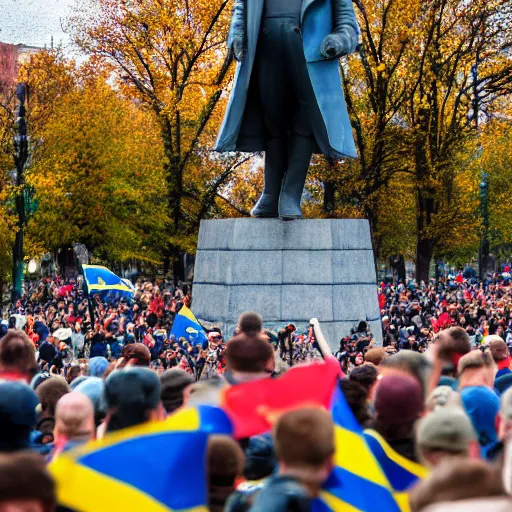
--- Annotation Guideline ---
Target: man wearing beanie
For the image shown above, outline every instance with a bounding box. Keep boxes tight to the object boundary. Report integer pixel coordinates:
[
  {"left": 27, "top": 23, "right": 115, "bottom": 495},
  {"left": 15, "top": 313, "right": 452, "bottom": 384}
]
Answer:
[
  {"left": 416, "top": 407, "right": 479, "bottom": 468},
  {"left": 461, "top": 386, "right": 500, "bottom": 460},
  {"left": 160, "top": 369, "right": 194, "bottom": 415},
  {"left": 369, "top": 373, "right": 424, "bottom": 462},
  {"left": 103, "top": 367, "right": 162, "bottom": 434},
  {"left": 0, "top": 381, "right": 39, "bottom": 452}
]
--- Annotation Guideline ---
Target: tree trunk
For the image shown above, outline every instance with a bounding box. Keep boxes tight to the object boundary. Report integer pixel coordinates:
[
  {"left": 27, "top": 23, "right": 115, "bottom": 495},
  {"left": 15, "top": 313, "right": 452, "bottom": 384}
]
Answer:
[{"left": 416, "top": 236, "right": 434, "bottom": 283}]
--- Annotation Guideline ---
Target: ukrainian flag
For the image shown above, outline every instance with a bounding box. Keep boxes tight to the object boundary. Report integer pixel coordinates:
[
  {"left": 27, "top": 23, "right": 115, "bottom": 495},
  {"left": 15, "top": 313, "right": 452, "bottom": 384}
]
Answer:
[
  {"left": 50, "top": 406, "right": 232, "bottom": 512},
  {"left": 82, "top": 265, "right": 135, "bottom": 295},
  {"left": 313, "top": 388, "right": 409, "bottom": 512},
  {"left": 171, "top": 305, "right": 208, "bottom": 345}
]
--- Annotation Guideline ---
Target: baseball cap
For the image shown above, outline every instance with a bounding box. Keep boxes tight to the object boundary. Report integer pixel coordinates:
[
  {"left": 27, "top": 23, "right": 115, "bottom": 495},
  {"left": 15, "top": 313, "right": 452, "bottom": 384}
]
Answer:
[{"left": 416, "top": 407, "right": 477, "bottom": 453}]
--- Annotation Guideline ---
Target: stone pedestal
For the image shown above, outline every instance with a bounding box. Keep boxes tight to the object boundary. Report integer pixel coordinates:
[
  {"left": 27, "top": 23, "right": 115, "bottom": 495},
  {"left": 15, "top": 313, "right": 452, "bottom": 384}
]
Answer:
[{"left": 192, "top": 219, "right": 382, "bottom": 349}]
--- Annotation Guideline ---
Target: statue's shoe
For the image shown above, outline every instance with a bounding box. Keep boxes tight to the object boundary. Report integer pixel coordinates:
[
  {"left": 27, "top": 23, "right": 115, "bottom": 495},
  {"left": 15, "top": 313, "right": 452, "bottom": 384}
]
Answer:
[
  {"left": 251, "top": 194, "right": 279, "bottom": 218},
  {"left": 278, "top": 192, "right": 303, "bottom": 220}
]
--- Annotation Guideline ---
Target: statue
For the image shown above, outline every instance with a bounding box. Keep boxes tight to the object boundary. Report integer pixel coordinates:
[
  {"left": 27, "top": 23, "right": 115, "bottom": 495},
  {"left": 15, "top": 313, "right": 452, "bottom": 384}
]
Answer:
[{"left": 215, "top": 0, "right": 360, "bottom": 219}]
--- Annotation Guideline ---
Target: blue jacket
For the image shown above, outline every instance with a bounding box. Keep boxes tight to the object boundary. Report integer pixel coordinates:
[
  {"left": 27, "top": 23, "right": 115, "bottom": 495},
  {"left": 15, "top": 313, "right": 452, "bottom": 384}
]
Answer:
[{"left": 215, "top": 0, "right": 359, "bottom": 159}]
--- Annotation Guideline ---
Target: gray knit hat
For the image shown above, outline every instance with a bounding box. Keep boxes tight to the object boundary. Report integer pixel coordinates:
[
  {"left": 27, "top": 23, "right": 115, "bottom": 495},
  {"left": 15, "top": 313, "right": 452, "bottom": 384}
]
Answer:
[{"left": 416, "top": 407, "right": 477, "bottom": 453}]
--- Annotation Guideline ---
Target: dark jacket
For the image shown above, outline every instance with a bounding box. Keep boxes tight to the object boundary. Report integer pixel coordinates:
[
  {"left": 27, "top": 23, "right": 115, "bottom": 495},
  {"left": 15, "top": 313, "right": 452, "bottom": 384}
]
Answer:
[
  {"left": 38, "top": 341, "right": 57, "bottom": 365},
  {"left": 247, "top": 475, "right": 312, "bottom": 512}
]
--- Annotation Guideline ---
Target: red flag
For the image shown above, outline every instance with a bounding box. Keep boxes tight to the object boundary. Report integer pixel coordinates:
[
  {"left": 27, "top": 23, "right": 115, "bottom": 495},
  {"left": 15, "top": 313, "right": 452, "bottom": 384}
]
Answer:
[{"left": 222, "top": 358, "right": 341, "bottom": 439}]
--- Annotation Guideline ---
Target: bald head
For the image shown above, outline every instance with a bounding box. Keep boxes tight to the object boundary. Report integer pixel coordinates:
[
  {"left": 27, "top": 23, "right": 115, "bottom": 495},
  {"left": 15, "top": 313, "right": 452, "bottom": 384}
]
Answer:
[{"left": 54, "top": 392, "right": 95, "bottom": 443}]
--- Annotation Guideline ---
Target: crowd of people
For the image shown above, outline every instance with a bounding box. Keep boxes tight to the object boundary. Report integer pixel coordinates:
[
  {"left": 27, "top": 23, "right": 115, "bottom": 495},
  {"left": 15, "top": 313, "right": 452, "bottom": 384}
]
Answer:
[{"left": 2, "top": 274, "right": 512, "bottom": 510}]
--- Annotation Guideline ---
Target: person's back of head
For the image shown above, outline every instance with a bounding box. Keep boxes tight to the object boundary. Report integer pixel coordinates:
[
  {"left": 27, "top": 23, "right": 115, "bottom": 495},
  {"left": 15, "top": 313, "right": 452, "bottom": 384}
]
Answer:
[
  {"left": 408, "top": 458, "right": 505, "bottom": 512},
  {"left": 364, "top": 347, "right": 386, "bottom": 366},
  {"left": 225, "top": 334, "right": 273, "bottom": 380},
  {"left": 487, "top": 335, "right": 509, "bottom": 363},
  {"left": 372, "top": 374, "right": 424, "bottom": 448},
  {"left": 438, "top": 327, "right": 472, "bottom": 374},
  {"left": 380, "top": 350, "right": 431, "bottom": 397},
  {"left": 274, "top": 408, "right": 335, "bottom": 491},
  {"left": 105, "top": 367, "right": 161, "bottom": 433},
  {"left": 0, "top": 452, "right": 56, "bottom": 512},
  {"left": 457, "top": 350, "right": 496, "bottom": 389},
  {"left": 118, "top": 344, "right": 151, "bottom": 368},
  {"left": 208, "top": 435, "right": 245, "bottom": 512},
  {"left": 0, "top": 329, "right": 37, "bottom": 381},
  {"left": 243, "top": 435, "right": 276, "bottom": 481},
  {"left": 416, "top": 407, "right": 478, "bottom": 468},
  {"left": 35, "top": 377, "right": 71, "bottom": 418},
  {"left": 339, "top": 379, "right": 372, "bottom": 427},
  {"left": 0, "top": 380, "right": 39, "bottom": 452},
  {"left": 54, "top": 392, "right": 95, "bottom": 444},
  {"left": 349, "top": 364, "right": 378, "bottom": 396},
  {"left": 160, "top": 368, "right": 194, "bottom": 414},
  {"left": 237, "top": 312, "right": 263, "bottom": 337},
  {"left": 426, "top": 386, "right": 461, "bottom": 412}
]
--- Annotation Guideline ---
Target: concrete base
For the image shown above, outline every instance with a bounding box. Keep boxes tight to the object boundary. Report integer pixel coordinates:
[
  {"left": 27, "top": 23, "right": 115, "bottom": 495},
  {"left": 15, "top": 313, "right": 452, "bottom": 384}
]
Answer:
[{"left": 192, "top": 219, "right": 382, "bottom": 349}]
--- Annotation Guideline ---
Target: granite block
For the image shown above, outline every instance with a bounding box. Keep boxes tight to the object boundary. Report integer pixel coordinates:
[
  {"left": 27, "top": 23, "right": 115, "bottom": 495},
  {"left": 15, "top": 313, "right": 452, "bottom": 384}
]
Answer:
[{"left": 282, "top": 250, "right": 333, "bottom": 285}]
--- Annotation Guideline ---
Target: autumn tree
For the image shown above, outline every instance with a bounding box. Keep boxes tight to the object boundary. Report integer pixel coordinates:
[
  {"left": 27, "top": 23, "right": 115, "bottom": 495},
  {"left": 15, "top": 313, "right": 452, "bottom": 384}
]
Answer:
[
  {"left": 26, "top": 67, "right": 170, "bottom": 265},
  {"left": 68, "top": 0, "right": 248, "bottom": 281},
  {"left": 333, "top": 0, "right": 512, "bottom": 280}
]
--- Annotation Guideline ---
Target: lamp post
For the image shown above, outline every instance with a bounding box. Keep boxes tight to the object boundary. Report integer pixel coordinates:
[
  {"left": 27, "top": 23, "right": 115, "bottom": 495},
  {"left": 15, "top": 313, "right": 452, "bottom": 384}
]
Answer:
[{"left": 11, "top": 83, "right": 29, "bottom": 302}]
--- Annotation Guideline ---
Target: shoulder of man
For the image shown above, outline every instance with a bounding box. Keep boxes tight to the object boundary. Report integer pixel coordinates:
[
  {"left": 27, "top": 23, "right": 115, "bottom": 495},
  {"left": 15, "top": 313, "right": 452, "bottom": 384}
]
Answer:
[{"left": 248, "top": 475, "right": 311, "bottom": 512}]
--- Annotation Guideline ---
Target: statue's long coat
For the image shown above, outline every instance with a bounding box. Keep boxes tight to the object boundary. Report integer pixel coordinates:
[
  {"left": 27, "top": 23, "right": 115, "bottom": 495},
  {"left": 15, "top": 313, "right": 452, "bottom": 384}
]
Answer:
[{"left": 215, "top": 0, "right": 360, "bottom": 159}]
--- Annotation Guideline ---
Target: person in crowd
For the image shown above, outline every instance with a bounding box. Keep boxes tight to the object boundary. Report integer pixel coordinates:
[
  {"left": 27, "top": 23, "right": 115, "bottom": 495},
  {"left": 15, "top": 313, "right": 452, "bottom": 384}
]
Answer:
[
  {"left": 248, "top": 408, "right": 335, "bottom": 511},
  {"left": 237, "top": 312, "right": 264, "bottom": 337},
  {"left": 0, "top": 380, "right": 39, "bottom": 453},
  {"left": 379, "top": 351, "right": 432, "bottom": 397},
  {"left": 458, "top": 349, "right": 496, "bottom": 390},
  {"left": 38, "top": 336, "right": 58, "bottom": 367},
  {"left": 349, "top": 364, "right": 378, "bottom": 399},
  {"left": 0, "top": 329, "right": 38, "bottom": 383},
  {"left": 88, "top": 356, "right": 109, "bottom": 378},
  {"left": 370, "top": 374, "right": 424, "bottom": 462},
  {"left": 52, "top": 392, "right": 95, "bottom": 457},
  {"left": 160, "top": 368, "right": 194, "bottom": 415},
  {"left": 0, "top": 452, "right": 56, "bottom": 512},
  {"left": 340, "top": 379, "right": 373, "bottom": 427},
  {"left": 35, "top": 378, "right": 71, "bottom": 446},
  {"left": 487, "top": 335, "right": 512, "bottom": 379},
  {"left": 102, "top": 367, "right": 163, "bottom": 434},
  {"left": 208, "top": 435, "right": 245, "bottom": 512},
  {"left": 223, "top": 333, "right": 275, "bottom": 386},
  {"left": 425, "top": 386, "right": 461, "bottom": 412},
  {"left": 364, "top": 347, "right": 387, "bottom": 366},
  {"left": 408, "top": 458, "right": 506, "bottom": 512},
  {"left": 73, "top": 377, "right": 106, "bottom": 427},
  {"left": 415, "top": 407, "right": 479, "bottom": 468}
]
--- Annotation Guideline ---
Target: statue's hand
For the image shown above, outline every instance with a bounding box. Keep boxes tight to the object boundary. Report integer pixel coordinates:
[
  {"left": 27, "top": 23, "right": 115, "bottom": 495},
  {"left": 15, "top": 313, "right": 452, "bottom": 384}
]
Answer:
[
  {"left": 320, "top": 33, "right": 348, "bottom": 60},
  {"left": 231, "top": 34, "right": 246, "bottom": 62}
]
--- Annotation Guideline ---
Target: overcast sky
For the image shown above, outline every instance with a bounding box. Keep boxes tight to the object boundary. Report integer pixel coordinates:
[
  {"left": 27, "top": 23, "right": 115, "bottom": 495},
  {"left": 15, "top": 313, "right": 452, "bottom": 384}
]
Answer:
[{"left": 1, "top": 0, "right": 75, "bottom": 49}]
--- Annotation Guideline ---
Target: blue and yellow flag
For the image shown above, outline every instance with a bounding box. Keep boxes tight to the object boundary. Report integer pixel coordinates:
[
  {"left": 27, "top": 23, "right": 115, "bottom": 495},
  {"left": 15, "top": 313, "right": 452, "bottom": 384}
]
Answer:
[
  {"left": 50, "top": 406, "right": 232, "bottom": 512},
  {"left": 313, "top": 388, "right": 409, "bottom": 512},
  {"left": 171, "top": 305, "right": 208, "bottom": 346},
  {"left": 364, "top": 429, "right": 428, "bottom": 494},
  {"left": 83, "top": 265, "right": 135, "bottom": 295}
]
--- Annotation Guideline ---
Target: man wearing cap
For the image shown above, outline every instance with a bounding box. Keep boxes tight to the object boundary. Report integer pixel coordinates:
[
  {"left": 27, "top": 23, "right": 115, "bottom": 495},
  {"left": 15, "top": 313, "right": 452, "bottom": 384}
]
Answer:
[{"left": 416, "top": 407, "right": 479, "bottom": 469}]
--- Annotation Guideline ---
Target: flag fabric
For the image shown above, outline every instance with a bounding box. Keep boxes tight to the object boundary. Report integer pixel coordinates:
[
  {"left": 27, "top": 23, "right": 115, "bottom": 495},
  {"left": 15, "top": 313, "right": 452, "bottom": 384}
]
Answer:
[
  {"left": 364, "top": 429, "right": 428, "bottom": 493},
  {"left": 50, "top": 406, "right": 232, "bottom": 512},
  {"left": 222, "top": 358, "right": 341, "bottom": 439},
  {"left": 313, "top": 387, "right": 409, "bottom": 512},
  {"left": 171, "top": 305, "right": 208, "bottom": 346},
  {"left": 82, "top": 265, "right": 134, "bottom": 295}
]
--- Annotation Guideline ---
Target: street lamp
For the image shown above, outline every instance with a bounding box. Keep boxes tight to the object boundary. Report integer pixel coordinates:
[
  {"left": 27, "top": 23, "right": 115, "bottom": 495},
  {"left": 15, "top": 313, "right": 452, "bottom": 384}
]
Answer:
[{"left": 11, "top": 83, "right": 29, "bottom": 302}]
